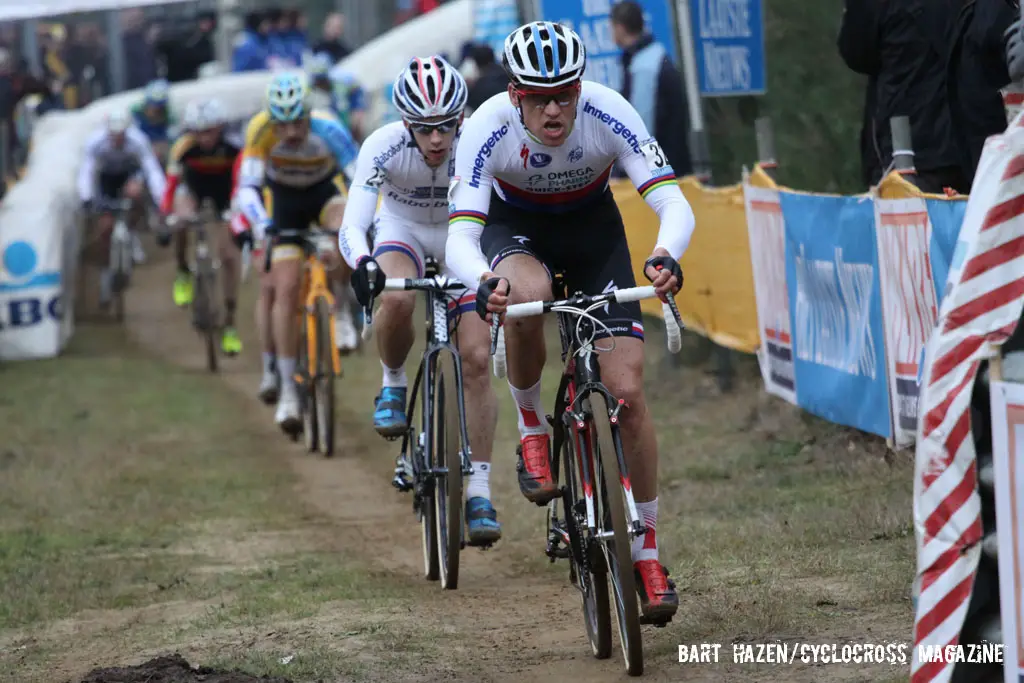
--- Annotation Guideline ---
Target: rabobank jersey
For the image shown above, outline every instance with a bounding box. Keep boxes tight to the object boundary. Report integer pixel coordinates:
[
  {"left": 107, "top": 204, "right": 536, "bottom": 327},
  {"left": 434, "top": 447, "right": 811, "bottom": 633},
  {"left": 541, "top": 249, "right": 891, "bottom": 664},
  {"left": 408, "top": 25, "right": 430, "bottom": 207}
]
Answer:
[
  {"left": 338, "top": 121, "right": 457, "bottom": 267},
  {"left": 447, "top": 81, "right": 695, "bottom": 287}
]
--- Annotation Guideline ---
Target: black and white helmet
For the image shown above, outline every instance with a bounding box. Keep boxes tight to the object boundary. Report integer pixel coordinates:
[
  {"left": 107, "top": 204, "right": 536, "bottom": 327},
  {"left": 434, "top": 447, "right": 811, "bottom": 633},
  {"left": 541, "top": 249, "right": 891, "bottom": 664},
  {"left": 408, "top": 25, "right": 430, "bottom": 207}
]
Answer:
[
  {"left": 392, "top": 56, "right": 468, "bottom": 123},
  {"left": 502, "top": 21, "right": 586, "bottom": 90}
]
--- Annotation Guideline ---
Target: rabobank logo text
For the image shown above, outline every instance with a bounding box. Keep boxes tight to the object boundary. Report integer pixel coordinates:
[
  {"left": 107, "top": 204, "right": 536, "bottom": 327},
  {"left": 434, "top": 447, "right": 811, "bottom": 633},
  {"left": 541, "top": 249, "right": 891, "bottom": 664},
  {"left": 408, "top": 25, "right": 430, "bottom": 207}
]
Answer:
[
  {"left": 469, "top": 125, "right": 509, "bottom": 188},
  {"left": 583, "top": 102, "right": 640, "bottom": 154}
]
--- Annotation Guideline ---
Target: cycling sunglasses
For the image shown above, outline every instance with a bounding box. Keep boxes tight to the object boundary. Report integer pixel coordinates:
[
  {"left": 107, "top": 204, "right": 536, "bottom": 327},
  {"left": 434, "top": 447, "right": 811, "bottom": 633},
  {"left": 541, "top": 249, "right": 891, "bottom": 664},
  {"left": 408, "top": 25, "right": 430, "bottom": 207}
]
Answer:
[
  {"left": 407, "top": 116, "right": 459, "bottom": 135},
  {"left": 515, "top": 83, "right": 580, "bottom": 110}
]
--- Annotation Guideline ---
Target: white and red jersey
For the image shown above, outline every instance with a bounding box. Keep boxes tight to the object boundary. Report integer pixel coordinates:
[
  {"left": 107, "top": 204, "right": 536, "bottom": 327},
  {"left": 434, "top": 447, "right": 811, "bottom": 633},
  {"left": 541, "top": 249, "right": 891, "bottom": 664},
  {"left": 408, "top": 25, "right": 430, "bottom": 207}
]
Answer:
[{"left": 445, "top": 81, "right": 695, "bottom": 287}]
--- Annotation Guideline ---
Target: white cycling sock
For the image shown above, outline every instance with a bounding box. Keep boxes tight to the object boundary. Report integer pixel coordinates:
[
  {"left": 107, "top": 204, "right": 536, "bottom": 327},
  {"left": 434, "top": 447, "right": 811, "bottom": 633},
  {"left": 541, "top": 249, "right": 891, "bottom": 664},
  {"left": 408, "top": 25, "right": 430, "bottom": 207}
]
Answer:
[
  {"left": 262, "top": 352, "right": 277, "bottom": 375},
  {"left": 277, "top": 357, "right": 298, "bottom": 397},
  {"left": 631, "top": 498, "right": 659, "bottom": 563},
  {"left": 99, "top": 268, "right": 113, "bottom": 303},
  {"left": 509, "top": 379, "right": 546, "bottom": 437},
  {"left": 467, "top": 461, "right": 491, "bottom": 500},
  {"left": 381, "top": 361, "right": 407, "bottom": 388}
]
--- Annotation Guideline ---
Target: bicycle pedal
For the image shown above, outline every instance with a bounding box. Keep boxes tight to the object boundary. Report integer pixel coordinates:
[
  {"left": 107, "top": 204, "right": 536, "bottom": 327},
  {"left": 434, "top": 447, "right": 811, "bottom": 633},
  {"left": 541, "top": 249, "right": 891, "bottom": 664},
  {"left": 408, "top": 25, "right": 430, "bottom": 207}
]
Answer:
[{"left": 392, "top": 476, "right": 413, "bottom": 492}]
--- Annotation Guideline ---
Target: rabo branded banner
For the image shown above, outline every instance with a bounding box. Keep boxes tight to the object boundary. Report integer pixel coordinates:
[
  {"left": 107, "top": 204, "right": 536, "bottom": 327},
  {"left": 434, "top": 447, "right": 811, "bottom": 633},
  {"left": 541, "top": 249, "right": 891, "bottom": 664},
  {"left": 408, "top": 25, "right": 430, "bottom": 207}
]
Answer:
[{"left": 780, "top": 191, "right": 891, "bottom": 438}]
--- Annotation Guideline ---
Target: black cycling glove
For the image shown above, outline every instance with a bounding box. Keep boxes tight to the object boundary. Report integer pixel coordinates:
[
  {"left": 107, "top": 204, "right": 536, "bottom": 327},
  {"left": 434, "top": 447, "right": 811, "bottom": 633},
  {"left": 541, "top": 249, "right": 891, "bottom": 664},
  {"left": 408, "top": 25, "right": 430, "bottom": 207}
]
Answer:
[
  {"left": 352, "top": 256, "right": 386, "bottom": 308},
  {"left": 475, "top": 277, "right": 508, "bottom": 321},
  {"left": 643, "top": 255, "right": 683, "bottom": 291},
  {"left": 231, "top": 230, "right": 252, "bottom": 252}
]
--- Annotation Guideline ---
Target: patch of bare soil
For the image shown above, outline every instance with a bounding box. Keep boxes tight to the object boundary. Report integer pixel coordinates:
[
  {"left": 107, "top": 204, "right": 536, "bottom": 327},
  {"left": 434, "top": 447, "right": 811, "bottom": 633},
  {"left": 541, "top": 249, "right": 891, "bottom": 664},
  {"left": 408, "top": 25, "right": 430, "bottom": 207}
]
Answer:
[{"left": 76, "top": 655, "right": 291, "bottom": 683}]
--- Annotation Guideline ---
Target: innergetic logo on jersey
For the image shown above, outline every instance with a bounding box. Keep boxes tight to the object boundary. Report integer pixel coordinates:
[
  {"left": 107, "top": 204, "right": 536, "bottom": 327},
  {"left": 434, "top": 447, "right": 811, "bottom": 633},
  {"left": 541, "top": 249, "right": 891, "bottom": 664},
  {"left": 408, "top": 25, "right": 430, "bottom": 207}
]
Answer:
[
  {"left": 530, "top": 152, "right": 552, "bottom": 168},
  {"left": 470, "top": 124, "right": 510, "bottom": 188},
  {"left": 582, "top": 101, "right": 641, "bottom": 154},
  {"left": 568, "top": 146, "right": 583, "bottom": 163}
]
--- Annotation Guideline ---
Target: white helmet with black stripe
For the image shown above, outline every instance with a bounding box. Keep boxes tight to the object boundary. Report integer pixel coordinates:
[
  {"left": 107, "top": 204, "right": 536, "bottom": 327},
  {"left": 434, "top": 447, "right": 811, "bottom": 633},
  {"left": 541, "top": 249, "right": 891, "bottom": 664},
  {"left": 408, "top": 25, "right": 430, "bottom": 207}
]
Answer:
[
  {"left": 502, "top": 21, "right": 586, "bottom": 90},
  {"left": 392, "top": 55, "right": 468, "bottom": 123}
]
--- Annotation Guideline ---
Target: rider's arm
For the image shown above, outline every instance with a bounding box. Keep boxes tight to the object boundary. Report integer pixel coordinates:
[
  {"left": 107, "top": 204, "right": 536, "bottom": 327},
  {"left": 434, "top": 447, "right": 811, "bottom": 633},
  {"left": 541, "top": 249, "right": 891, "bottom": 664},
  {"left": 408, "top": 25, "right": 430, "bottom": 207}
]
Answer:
[
  {"left": 77, "top": 134, "right": 100, "bottom": 204},
  {"left": 310, "top": 111, "right": 359, "bottom": 183},
  {"left": 237, "top": 114, "right": 271, "bottom": 231},
  {"left": 160, "top": 134, "right": 192, "bottom": 215},
  {"left": 446, "top": 120, "right": 498, "bottom": 287},
  {"left": 611, "top": 93, "right": 696, "bottom": 261},
  {"left": 337, "top": 136, "right": 386, "bottom": 268},
  {"left": 130, "top": 128, "right": 167, "bottom": 205}
]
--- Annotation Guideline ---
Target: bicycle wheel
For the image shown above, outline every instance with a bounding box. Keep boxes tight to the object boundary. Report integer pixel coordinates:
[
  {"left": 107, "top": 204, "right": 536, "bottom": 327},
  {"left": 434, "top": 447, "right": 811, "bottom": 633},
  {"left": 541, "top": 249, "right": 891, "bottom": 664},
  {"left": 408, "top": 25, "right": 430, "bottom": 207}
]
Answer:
[
  {"left": 410, "top": 371, "right": 440, "bottom": 581},
  {"left": 300, "top": 305, "right": 318, "bottom": 451},
  {"left": 433, "top": 350, "right": 463, "bottom": 590},
  {"left": 560, "top": 415, "right": 612, "bottom": 658},
  {"left": 591, "top": 393, "right": 643, "bottom": 676},
  {"left": 195, "top": 262, "right": 218, "bottom": 373},
  {"left": 314, "top": 296, "right": 336, "bottom": 457},
  {"left": 111, "top": 236, "right": 128, "bottom": 322}
]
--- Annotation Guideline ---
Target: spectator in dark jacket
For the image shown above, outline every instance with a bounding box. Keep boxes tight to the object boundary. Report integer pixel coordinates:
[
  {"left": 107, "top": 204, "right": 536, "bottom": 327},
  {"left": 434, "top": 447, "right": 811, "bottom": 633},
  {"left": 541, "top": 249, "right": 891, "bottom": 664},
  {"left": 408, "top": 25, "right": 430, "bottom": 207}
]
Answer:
[
  {"left": 946, "top": 0, "right": 1018, "bottom": 188},
  {"left": 610, "top": 1, "right": 692, "bottom": 176},
  {"left": 466, "top": 44, "right": 507, "bottom": 113},
  {"left": 160, "top": 11, "right": 216, "bottom": 83},
  {"left": 122, "top": 9, "right": 158, "bottom": 90},
  {"left": 838, "top": 0, "right": 963, "bottom": 192},
  {"left": 282, "top": 9, "right": 309, "bottom": 65},
  {"left": 314, "top": 13, "right": 351, "bottom": 63}
]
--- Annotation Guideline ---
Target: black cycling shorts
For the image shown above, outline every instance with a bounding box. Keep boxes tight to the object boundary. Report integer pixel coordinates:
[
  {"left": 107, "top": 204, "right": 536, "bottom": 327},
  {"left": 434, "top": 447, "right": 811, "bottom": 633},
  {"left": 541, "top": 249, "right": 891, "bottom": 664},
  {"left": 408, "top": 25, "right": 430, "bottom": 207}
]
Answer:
[
  {"left": 266, "top": 174, "right": 347, "bottom": 243},
  {"left": 481, "top": 189, "right": 645, "bottom": 341},
  {"left": 184, "top": 173, "right": 232, "bottom": 214},
  {"left": 98, "top": 169, "right": 140, "bottom": 201}
]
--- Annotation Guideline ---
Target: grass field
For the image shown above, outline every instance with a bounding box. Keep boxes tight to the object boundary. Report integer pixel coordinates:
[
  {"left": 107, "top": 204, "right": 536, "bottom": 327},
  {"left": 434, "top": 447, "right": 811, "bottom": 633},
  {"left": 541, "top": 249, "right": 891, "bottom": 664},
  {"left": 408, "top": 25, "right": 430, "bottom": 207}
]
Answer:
[{"left": 0, "top": 256, "right": 916, "bottom": 682}]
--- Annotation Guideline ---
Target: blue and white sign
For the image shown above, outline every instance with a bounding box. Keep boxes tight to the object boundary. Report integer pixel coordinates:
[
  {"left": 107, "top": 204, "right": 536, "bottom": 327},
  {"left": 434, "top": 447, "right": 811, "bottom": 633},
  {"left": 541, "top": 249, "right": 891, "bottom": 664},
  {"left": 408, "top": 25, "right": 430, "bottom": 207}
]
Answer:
[
  {"left": 780, "top": 192, "right": 890, "bottom": 438},
  {"left": 536, "top": 0, "right": 678, "bottom": 92},
  {"left": 690, "top": 0, "right": 766, "bottom": 96},
  {"left": 925, "top": 198, "right": 967, "bottom": 305}
]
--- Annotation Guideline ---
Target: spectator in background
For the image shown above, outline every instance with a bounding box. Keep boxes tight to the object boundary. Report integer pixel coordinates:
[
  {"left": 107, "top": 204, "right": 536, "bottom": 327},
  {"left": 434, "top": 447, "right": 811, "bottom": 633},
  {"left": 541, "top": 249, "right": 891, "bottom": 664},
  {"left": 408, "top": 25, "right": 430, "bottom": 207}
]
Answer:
[
  {"left": 232, "top": 11, "right": 270, "bottom": 73},
  {"left": 838, "top": 0, "right": 963, "bottom": 192},
  {"left": 465, "top": 44, "right": 506, "bottom": 113},
  {"left": 160, "top": 10, "right": 217, "bottom": 83},
  {"left": 39, "top": 24, "right": 72, "bottom": 106},
  {"left": 314, "top": 13, "right": 351, "bottom": 63},
  {"left": 122, "top": 8, "right": 159, "bottom": 90},
  {"left": 67, "top": 23, "right": 109, "bottom": 104},
  {"left": 282, "top": 9, "right": 309, "bottom": 65},
  {"left": 610, "top": 1, "right": 692, "bottom": 175},
  {"left": 265, "top": 8, "right": 295, "bottom": 69},
  {"left": 946, "top": 0, "right": 1017, "bottom": 188}
]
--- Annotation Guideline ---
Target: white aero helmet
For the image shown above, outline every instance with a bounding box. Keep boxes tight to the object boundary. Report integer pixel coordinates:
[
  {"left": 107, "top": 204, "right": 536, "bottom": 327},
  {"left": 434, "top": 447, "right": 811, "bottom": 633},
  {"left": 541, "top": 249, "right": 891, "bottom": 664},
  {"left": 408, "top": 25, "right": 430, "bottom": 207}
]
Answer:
[
  {"left": 198, "top": 98, "right": 227, "bottom": 129},
  {"left": 392, "top": 56, "right": 467, "bottom": 123},
  {"left": 503, "top": 21, "right": 586, "bottom": 90},
  {"left": 106, "top": 109, "right": 130, "bottom": 134}
]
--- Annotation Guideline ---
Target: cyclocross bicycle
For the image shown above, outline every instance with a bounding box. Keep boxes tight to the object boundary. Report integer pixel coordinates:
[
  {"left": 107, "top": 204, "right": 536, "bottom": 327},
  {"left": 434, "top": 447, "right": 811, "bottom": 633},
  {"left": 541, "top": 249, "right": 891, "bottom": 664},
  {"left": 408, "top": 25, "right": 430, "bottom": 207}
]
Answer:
[
  {"left": 490, "top": 276, "right": 682, "bottom": 676},
  {"left": 90, "top": 197, "right": 134, "bottom": 322},
  {"left": 263, "top": 227, "right": 341, "bottom": 456},
  {"left": 167, "top": 199, "right": 223, "bottom": 373},
  {"left": 361, "top": 258, "right": 480, "bottom": 590}
]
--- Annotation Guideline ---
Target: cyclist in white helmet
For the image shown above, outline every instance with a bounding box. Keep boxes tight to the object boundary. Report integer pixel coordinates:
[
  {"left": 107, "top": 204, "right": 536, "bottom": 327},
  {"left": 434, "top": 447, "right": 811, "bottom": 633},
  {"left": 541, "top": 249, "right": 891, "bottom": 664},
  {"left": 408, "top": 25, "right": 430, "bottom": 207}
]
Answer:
[
  {"left": 237, "top": 71, "right": 359, "bottom": 433},
  {"left": 77, "top": 109, "right": 166, "bottom": 309},
  {"left": 159, "top": 98, "right": 246, "bottom": 355},
  {"left": 446, "top": 22, "right": 696, "bottom": 622},
  {"left": 340, "top": 56, "right": 502, "bottom": 545}
]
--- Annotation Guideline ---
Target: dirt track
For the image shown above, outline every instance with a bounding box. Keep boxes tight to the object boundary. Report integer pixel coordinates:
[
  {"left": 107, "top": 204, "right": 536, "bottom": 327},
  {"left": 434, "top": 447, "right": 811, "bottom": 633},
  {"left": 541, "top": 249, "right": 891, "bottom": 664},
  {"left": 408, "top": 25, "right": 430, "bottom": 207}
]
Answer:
[{"left": 75, "top": 247, "right": 911, "bottom": 683}]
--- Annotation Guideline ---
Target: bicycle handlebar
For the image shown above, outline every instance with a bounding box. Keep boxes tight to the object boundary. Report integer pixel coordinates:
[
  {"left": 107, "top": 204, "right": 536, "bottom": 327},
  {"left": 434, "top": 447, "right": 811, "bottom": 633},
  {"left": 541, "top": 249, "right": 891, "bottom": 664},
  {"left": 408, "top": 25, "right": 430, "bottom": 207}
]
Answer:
[
  {"left": 490, "top": 284, "right": 683, "bottom": 378},
  {"left": 360, "top": 260, "right": 466, "bottom": 343}
]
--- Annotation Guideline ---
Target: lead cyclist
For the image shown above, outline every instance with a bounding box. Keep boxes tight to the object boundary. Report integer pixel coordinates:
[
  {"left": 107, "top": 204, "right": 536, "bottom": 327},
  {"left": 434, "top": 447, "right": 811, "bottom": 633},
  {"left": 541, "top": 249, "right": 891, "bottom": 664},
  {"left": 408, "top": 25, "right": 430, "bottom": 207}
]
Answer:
[
  {"left": 446, "top": 22, "right": 696, "bottom": 622},
  {"left": 340, "top": 56, "right": 502, "bottom": 546}
]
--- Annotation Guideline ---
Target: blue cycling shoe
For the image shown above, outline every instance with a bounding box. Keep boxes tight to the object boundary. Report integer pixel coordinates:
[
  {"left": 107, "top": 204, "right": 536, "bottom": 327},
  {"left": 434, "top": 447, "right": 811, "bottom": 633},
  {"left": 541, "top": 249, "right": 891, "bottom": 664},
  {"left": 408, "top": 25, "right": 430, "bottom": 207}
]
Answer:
[
  {"left": 374, "top": 386, "right": 408, "bottom": 439},
  {"left": 466, "top": 496, "right": 502, "bottom": 547}
]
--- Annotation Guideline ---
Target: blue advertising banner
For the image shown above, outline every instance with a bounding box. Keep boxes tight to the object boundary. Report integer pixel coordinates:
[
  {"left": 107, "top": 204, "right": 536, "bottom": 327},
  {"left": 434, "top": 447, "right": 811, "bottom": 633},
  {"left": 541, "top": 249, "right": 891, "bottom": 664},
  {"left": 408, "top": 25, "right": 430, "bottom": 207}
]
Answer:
[
  {"left": 690, "top": 0, "right": 766, "bottom": 96},
  {"left": 780, "top": 191, "right": 891, "bottom": 438},
  {"left": 536, "top": 0, "right": 678, "bottom": 92},
  {"left": 925, "top": 198, "right": 967, "bottom": 305}
]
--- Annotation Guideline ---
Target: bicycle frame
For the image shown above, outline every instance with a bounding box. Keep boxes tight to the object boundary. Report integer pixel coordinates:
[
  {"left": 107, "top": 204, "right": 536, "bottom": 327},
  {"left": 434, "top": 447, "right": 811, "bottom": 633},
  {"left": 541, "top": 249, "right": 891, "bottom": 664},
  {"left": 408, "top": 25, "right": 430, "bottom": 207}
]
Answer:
[
  {"left": 300, "top": 247, "right": 341, "bottom": 377},
  {"left": 400, "top": 274, "right": 474, "bottom": 494}
]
